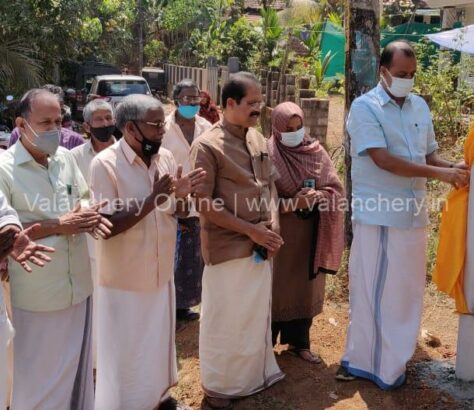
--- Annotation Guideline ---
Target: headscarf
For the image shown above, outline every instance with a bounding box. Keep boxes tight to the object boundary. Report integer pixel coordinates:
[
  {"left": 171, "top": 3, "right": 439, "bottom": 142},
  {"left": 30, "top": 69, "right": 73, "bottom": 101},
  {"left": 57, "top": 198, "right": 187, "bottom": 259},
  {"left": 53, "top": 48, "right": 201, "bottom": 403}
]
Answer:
[
  {"left": 268, "top": 101, "right": 344, "bottom": 275},
  {"left": 199, "top": 91, "right": 220, "bottom": 124}
]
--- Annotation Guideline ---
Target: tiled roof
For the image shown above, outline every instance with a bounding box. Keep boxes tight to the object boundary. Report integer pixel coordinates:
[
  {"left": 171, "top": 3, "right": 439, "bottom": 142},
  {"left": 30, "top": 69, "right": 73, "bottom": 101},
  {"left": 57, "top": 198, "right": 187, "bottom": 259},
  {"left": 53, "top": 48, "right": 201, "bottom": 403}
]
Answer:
[
  {"left": 289, "top": 36, "right": 309, "bottom": 55},
  {"left": 244, "top": 0, "right": 287, "bottom": 10}
]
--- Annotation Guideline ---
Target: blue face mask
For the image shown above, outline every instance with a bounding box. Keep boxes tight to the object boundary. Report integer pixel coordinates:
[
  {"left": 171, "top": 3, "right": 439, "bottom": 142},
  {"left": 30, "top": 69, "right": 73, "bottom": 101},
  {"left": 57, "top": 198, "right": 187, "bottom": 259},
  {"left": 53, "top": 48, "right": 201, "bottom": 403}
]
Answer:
[{"left": 177, "top": 104, "right": 200, "bottom": 119}]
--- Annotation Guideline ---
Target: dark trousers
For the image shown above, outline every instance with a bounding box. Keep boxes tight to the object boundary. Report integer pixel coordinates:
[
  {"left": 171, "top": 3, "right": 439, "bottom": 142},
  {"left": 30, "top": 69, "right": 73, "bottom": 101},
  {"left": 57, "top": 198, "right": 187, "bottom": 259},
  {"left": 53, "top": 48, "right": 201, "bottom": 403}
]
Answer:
[{"left": 271, "top": 318, "right": 312, "bottom": 350}]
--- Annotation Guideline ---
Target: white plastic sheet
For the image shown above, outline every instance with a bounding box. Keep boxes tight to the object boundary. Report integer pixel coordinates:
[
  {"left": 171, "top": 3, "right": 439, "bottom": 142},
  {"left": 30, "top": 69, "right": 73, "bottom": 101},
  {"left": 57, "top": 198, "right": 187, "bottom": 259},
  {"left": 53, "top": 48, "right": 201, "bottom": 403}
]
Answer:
[{"left": 426, "top": 25, "right": 474, "bottom": 54}]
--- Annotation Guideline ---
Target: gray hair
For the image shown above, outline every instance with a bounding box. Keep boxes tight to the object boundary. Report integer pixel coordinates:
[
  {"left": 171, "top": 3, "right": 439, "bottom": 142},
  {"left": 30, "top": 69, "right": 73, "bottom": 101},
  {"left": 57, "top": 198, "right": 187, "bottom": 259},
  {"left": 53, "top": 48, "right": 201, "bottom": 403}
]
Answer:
[
  {"left": 172, "top": 79, "right": 199, "bottom": 102},
  {"left": 115, "top": 94, "right": 163, "bottom": 131},
  {"left": 83, "top": 99, "right": 113, "bottom": 123}
]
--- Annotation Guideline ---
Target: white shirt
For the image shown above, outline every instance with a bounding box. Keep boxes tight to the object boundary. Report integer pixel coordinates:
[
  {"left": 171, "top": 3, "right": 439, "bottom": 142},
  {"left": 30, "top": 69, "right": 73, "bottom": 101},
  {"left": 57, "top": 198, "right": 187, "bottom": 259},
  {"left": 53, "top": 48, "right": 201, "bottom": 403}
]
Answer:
[
  {"left": 162, "top": 112, "right": 213, "bottom": 175},
  {"left": 90, "top": 139, "right": 179, "bottom": 291},
  {"left": 0, "top": 142, "right": 92, "bottom": 311},
  {"left": 162, "top": 112, "right": 212, "bottom": 218}
]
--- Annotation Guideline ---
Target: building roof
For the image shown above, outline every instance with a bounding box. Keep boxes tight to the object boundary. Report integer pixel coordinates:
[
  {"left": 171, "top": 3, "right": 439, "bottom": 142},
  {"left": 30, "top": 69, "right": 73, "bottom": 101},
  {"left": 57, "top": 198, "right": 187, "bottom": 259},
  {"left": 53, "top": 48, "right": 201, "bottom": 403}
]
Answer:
[
  {"left": 244, "top": 0, "right": 287, "bottom": 11},
  {"left": 423, "top": 0, "right": 474, "bottom": 7}
]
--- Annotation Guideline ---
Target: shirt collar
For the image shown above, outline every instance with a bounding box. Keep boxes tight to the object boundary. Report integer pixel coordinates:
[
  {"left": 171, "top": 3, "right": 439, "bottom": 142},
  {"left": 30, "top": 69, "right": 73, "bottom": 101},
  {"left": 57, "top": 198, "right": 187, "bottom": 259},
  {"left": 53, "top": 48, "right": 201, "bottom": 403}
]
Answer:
[
  {"left": 375, "top": 82, "right": 413, "bottom": 107},
  {"left": 85, "top": 140, "right": 96, "bottom": 155},
  {"left": 87, "top": 137, "right": 116, "bottom": 155},
  {"left": 14, "top": 139, "right": 59, "bottom": 166},
  {"left": 222, "top": 118, "right": 248, "bottom": 140}
]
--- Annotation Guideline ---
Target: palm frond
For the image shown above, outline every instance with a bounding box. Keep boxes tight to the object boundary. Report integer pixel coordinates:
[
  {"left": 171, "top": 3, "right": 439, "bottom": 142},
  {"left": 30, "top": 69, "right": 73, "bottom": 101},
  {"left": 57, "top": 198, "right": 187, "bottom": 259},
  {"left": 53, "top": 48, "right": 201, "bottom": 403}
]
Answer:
[{"left": 0, "top": 40, "right": 43, "bottom": 89}]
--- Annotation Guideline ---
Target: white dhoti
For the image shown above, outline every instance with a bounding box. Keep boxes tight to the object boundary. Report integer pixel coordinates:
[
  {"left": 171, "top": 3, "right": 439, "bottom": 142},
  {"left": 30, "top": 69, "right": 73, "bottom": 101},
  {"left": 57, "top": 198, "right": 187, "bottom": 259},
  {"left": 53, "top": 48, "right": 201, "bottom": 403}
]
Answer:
[
  {"left": 86, "top": 236, "right": 98, "bottom": 369},
  {"left": 95, "top": 280, "right": 177, "bottom": 410},
  {"left": 456, "top": 167, "right": 474, "bottom": 380},
  {"left": 341, "top": 223, "right": 427, "bottom": 390},
  {"left": 200, "top": 256, "right": 285, "bottom": 399},
  {"left": 1, "top": 283, "right": 13, "bottom": 410},
  {"left": 0, "top": 300, "right": 14, "bottom": 409},
  {"left": 11, "top": 297, "right": 94, "bottom": 409}
]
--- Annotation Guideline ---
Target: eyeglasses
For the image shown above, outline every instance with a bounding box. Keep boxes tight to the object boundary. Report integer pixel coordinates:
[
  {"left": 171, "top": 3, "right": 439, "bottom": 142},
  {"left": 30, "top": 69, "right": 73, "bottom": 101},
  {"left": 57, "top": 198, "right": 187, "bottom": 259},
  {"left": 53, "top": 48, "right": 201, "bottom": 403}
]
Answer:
[
  {"left": 142, "top": 121, "right": 165, "bottom": 129},
  {"left": 247, "top": 101, "right": 265, "bottom": 110},
  {"left": 179, "top": 96, "right": 204, "bottom": 104}
]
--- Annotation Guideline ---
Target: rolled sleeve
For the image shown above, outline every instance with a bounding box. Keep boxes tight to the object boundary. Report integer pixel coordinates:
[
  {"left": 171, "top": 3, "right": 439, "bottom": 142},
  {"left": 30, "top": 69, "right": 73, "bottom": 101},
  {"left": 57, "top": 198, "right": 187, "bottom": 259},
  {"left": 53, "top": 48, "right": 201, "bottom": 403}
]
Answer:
[
  {"left": 0, "top": 192, "right": 21, "bottom": 229},
  {"left": 347, "top": 100, "right": 387, "bottom": 156},
  {"left": 90, "top": 158, "right": 118, "bottom": 216},
  {"left": 426, "top": 117, "right": 439, "bottom": 155},
  {"left": 156, "top": 152, "right": 177, "bottom": 216}
]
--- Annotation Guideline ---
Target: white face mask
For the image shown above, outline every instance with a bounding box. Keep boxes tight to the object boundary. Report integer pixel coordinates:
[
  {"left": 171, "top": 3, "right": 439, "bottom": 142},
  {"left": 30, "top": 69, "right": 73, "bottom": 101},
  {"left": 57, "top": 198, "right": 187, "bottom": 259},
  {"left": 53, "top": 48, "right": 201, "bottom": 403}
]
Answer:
[
  {"left": 382, "top": 71, "right": 414, "bottom": 98},
  {"left": 281, "top": 127, "right": 305, "bottom": 148}
]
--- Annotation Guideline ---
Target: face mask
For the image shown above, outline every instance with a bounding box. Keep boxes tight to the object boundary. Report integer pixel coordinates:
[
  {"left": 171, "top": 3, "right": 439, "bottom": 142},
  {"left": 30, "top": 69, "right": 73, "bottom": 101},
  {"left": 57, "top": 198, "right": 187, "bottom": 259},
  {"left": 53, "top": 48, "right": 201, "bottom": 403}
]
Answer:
[
  {"left": 24, "top": 121, "right": 60, "bottom": 155},
  {"left": 177, "top": 104, "right": 200, "bottom": 119},
  {"left": 90, "top": 125, "right": 115, "bottom": 142},
  {"left": 132, "top": 121, "right": 161, "bottom": 158},
  {"left": 280, "top": 127, "right": 305, "bottom": 148},
  {"left": 382, "top": 71, "right": 414, "bottom": 98}
]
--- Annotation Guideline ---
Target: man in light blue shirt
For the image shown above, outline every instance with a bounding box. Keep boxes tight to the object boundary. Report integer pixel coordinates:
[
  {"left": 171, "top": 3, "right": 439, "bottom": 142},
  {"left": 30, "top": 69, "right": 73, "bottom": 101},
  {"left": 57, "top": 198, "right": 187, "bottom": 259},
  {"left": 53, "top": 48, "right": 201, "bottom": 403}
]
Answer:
[{"left": 337, "top": 41, "right": 470, "bottom": 389}]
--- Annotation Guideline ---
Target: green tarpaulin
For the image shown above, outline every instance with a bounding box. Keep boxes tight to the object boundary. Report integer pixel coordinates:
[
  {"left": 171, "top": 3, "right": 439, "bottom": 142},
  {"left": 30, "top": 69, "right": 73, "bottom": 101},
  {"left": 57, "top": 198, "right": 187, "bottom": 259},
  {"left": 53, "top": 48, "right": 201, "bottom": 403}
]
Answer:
[{"left": 320, "top": 22, "right": 443, "bottom": 79}]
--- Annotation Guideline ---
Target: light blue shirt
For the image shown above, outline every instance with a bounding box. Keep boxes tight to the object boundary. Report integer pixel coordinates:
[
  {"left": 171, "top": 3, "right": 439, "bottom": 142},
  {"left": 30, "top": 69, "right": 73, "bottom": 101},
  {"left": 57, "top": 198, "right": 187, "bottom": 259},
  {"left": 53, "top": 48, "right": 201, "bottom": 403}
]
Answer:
[{"left": 348, "top": 84, "right": 438, "bottom": 229}]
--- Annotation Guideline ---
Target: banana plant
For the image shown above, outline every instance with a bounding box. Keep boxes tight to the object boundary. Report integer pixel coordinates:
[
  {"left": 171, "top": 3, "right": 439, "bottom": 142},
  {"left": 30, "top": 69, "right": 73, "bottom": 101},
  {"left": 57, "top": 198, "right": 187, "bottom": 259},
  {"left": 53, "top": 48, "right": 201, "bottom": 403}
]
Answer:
[
  {"left": 313, "top": 50, "right": 335, "bottom": 89},
  {"left": 259, "top": 7, "right": 284, "bottom": 66}
]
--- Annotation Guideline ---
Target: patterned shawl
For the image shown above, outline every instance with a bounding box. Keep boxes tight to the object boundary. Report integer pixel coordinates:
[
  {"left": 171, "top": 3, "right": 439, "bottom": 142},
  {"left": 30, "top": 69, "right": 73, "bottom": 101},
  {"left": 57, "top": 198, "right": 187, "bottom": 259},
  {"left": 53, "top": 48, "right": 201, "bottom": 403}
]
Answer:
[
  {"left": 199, "top": 91, "right": 220, "bottom": 124},
  {"left": 268, "top": 101, "right": 344, "bottom": 275}
]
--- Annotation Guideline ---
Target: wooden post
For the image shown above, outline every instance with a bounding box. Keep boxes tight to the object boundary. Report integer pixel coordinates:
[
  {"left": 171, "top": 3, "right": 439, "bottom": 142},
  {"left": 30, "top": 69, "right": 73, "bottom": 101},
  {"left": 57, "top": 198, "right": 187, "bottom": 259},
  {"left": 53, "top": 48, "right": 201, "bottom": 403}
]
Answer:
[{"left": 344, "top": 0, "right": 380, "bottom": 246}]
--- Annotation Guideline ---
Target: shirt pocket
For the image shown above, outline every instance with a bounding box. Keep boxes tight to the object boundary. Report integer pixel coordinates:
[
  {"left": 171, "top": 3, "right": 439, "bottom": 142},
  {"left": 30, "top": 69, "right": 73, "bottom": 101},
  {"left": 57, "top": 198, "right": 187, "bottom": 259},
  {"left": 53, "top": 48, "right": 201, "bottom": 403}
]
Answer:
[
  {"left": 413, "top": 122, "right": 429, "bottom": 155},
  {"left": 253, "top": 153, "right": 271, "bottom": 185}
]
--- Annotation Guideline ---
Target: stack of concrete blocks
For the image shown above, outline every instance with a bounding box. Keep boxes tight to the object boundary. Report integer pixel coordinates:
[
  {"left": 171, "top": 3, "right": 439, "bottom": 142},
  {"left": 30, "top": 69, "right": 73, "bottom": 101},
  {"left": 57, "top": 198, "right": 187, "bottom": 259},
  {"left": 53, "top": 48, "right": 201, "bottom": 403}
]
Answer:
[
  {"left": 282, "top": 74, "right": 296, "bottom": 103},
  {"left": 270, "top": 71, "right": 280, "bottom": 108},
  {"left": 298, "top": 77, "right": 316, "bottom": 103},
  {"left": 260, "top": 69, "right": 268, "bottom": 104},
  {"left": 300, "top": 98, "right": 330, "bottom": 147}
]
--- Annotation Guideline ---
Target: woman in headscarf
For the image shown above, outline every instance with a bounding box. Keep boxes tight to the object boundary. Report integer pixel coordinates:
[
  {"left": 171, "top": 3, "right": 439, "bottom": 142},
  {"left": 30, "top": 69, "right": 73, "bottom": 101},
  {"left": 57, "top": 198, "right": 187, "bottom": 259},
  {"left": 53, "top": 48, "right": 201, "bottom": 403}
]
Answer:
[
  {"left": 268, "top": 101, "right": 344, "bottom": 363},
  {"left": 199, "top": 91, "right": 220, "bottom": 124}
]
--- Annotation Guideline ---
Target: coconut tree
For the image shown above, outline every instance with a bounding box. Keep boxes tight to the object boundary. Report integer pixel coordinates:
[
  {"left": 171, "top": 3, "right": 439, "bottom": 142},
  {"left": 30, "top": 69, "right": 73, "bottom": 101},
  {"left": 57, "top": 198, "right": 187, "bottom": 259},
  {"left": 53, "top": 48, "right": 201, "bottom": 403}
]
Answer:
[{"left": 0, "top": 39, "right": 43, "bottom": 95}]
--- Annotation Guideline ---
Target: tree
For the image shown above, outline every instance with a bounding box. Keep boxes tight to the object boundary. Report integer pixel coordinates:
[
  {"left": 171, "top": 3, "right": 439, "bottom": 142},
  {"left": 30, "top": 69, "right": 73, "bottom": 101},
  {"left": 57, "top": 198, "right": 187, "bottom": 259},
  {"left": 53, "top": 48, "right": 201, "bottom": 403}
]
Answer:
[
  {"left": 344, "top": 0, "right": 380, "bottom": 245},
  {"left": 0, "top": 39, "right": 43, "bottom": 98}
]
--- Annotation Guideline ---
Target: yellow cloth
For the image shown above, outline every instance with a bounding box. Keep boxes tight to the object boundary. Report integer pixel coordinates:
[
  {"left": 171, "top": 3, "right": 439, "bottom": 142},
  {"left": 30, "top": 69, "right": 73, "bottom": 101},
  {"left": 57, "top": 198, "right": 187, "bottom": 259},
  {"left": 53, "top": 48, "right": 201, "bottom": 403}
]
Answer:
[{"left": 432, "top": 125, "right": 474, "bottom": 314}]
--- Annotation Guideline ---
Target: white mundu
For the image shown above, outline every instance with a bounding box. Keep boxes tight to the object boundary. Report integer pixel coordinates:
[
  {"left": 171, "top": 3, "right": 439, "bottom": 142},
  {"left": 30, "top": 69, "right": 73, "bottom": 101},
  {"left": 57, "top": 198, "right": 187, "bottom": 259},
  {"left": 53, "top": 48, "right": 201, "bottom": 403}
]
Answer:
[{"left": 456, "top": 165, "right": 474, "bottom": 381}]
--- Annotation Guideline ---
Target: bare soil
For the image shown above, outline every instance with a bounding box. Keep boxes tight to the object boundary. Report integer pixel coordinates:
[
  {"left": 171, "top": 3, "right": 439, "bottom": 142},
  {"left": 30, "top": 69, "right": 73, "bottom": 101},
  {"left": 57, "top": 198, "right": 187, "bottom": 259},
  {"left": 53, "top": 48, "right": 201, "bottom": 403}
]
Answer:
[{"left": 170, "top": 96, "right": 472, "bottom": 410}]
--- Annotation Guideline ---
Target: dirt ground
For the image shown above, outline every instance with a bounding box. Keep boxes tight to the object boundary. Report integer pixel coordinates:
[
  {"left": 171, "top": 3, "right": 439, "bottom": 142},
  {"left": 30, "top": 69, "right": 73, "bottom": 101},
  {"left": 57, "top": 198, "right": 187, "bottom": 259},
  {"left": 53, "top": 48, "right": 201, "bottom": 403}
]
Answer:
[
  {"left": 173, "top": 285, "right": 463, "bottom": 410},
  {"left": 169, "top": 96, "right": 473, "bottom": 410}
]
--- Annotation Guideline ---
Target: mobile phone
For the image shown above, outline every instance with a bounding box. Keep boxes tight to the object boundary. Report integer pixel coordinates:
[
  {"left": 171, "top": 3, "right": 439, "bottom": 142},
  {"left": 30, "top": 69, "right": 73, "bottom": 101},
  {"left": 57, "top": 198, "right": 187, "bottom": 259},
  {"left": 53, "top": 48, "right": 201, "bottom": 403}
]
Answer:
[
  {"left": 254, "top": 245, "right": 268, "bottom": 262},
  {"left": 303, "top": 179, "right": 316, "bottom": 189}
]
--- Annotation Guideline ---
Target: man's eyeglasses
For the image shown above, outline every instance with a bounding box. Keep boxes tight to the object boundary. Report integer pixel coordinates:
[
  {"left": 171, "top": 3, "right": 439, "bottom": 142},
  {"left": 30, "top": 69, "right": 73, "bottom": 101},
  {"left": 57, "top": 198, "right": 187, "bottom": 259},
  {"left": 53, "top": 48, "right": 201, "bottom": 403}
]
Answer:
[
  {"left": 247, "top": 101, "right": 265, "bottom": 110},
  {"left": 142, "top": 121, "right": 165, "bottom": 129},
  {"left": 179, "top": 96, "right": 204, "bottom": 104}
]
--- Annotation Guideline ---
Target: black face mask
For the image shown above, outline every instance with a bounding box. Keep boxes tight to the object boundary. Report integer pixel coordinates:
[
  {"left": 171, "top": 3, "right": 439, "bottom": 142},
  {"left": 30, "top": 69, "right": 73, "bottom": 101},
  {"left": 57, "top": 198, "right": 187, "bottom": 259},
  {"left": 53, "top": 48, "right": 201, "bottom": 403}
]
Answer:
[
  {"left": 90, "top": 125, "right": 115, "bottom": 142},
  {"left": 132, "top": 121, "right": 161, "bottom": 158}
]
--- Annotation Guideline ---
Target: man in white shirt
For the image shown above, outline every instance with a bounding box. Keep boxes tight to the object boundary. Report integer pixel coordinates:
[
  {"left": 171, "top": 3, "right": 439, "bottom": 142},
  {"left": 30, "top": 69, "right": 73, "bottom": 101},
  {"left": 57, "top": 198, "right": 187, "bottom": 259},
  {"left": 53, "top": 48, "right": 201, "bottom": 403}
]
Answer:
[
  {"left": 91, "top": 94, "right": 206, "bottom": 410},
  {"left": 71, "top": 99, "right": 116, "bottom": 184},
  {"left": 71, "top": 99, "right": 116, "bottom": 368},
  {"left": 162, "top": 79, "right": 212, "bottom": 323},
  {"left": 0, "top": 88, "right": 112, "bottom": 409}
]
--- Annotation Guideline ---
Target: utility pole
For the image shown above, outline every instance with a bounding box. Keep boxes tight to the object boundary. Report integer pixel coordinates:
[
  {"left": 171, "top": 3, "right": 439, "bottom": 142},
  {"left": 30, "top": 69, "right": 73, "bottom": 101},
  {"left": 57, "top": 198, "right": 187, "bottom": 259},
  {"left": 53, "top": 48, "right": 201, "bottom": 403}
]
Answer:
[
  {"left": 344, "top": 0, "right": 381, "bottom": 246},
  {"left": 138, "top": 0, "right": 144, "bottom": 73}
]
